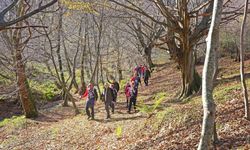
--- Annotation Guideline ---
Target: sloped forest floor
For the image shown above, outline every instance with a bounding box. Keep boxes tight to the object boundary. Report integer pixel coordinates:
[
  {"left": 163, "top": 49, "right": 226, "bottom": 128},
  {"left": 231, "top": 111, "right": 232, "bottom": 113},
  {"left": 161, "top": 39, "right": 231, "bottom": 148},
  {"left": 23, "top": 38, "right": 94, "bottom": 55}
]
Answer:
[{"left": 1, "top": 56, "right": 250, "bottom": 150}]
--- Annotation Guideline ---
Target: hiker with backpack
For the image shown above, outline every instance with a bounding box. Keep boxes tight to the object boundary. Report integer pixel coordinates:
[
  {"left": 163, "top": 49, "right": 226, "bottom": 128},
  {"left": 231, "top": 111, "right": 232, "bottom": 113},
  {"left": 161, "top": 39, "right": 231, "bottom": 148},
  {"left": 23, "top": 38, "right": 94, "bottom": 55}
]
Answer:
[
  {"left": 144, "top": 66, "right": 151, "bottom": 86},
  {"left": 124, "top": 82, "right": 131, "bottom": 108},
  {"left": 139, "top": 64, "right": 145, "bottom": 79},
  {"left": 112, "top": 80, "right": 120, "bottom": 93},
  {"left": 110, "top": 84, "right": 118, "bottom": 103},
  {"left": 103, "top": 83, "right": 116, "bottom": 119},
  {"left": 133, "top": 65, "right": 140, "bottom": 76},
  {"left": 107, "top": 76, "right": 120, "bottom": 101},
  {"left": 128, "top": 81, "right": 138, "bottom": 113},
  {"left": 130, "top": 72, "right": 141, "bottom": 89},
  {"left": 82, "top": 83, "right": 98, "bottom": 120}
]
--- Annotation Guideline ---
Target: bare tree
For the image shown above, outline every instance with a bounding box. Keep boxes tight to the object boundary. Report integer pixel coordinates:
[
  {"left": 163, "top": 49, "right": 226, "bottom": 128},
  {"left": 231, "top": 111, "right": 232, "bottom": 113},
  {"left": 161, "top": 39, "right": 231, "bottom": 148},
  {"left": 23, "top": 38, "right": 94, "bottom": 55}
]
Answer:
[
  {"left": 110, "top": 0, "right": 242, "bottom": 99},
  {"left": 0, "top": 0, "right": 57, "bottom": 30},
  {"left": 198, "top": 0, "right": 223, "bottom": 149},
  {"left": 126, "top": 17, "right": 164, "bottom": 69},
  {"left": 239, "top": 0, "right": 250, "bottom": 120},
  {"left": 9, "top": 0, "right": 39, "bottom": 118}
]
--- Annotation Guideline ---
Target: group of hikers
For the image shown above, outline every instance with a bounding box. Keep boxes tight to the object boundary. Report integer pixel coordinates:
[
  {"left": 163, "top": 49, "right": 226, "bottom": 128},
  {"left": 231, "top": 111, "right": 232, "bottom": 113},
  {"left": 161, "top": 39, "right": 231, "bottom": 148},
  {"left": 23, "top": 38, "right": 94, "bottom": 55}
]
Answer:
[{"left": 81, "top": 64, "right": 151, "bottom": 120}]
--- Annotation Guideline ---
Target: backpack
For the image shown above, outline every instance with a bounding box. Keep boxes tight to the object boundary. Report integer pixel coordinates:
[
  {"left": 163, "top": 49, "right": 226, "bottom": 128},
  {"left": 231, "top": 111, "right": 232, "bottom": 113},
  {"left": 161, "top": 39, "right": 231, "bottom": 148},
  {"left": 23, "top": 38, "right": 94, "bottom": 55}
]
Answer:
[
  {"left": 94, "top": 88, "right": 98, "bottom": 101},
  {"left": 114, "top": 82, "right": 120, "bottom": 92},
  {"left": 112, "top": 88, "right": 117, "bottom": 102}
]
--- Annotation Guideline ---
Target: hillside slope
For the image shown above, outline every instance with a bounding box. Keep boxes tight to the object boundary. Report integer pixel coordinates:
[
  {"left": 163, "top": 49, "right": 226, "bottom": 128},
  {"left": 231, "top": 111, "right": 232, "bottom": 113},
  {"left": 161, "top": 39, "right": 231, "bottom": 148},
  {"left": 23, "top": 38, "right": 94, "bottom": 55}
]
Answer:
[{"left": 1, "top": 57, "right": 250, "bottom": 150}]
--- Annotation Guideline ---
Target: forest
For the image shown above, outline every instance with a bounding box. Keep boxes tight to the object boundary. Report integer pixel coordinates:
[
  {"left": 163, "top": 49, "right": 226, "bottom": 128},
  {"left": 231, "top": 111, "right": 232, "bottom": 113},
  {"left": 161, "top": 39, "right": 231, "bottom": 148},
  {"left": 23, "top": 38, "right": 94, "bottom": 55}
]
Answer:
[{"left": 0, "top": 0, "right": 250, "bottom": 149}]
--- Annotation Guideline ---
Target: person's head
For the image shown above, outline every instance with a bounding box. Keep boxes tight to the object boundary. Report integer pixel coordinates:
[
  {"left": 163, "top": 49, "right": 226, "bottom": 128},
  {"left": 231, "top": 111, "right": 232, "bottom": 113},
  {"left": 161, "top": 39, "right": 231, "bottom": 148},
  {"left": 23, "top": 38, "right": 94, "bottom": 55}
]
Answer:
[
  {"left": 104, "top": 83, "right": 109, "bottom": 88},
  {"left": 131, "top": 81, "right": 135, "bottom": 87},
  {"left": 110, "top": 76, "right": 116, "bottom": 83},
  {"left": 133, "top": 72, "right": 138, "bottom": 77},
  {"left": 110, "top": 84, "right": 114, "bottom": 88},
  {"left": 87, "top": 83, "right": 93, "bottom": 90}
]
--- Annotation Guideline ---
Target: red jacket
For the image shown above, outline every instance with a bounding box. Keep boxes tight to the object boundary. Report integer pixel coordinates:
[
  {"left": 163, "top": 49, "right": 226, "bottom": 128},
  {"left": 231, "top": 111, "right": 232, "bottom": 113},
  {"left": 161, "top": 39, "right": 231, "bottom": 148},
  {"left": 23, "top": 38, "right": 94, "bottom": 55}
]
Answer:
[
  {"left": 125, "top": 85, "right": 131, "bottom": 97},
  {"left": 141, "top": 66, "right": 145, "bottom": 74},
  {"left": 81, "top": 89, "right": 88, "bottom": 99},
  {"left": 130, "top": 76, "right": 136, "bottom": 83}
]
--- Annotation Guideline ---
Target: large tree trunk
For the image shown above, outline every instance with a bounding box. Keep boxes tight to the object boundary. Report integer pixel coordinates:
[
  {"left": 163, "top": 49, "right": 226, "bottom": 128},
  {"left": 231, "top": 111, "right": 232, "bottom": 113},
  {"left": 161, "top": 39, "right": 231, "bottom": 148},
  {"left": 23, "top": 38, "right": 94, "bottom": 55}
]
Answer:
[
  {"left": 240, "top": 0, "right": 250, "bottom": 120},
  {"left": 144, "top": 47, "right": 154, "bottom": 69},
  {"left": 165, "top": 4, "right": 201, "bottom": 100},
  {"left": 180, "top": 2, "right": 201, "bottom": 99},
  {"left": 13, "top": 0, "right": 37, "bottom": 118},
  {"left": 198, "top": 0, "right": 223, "bottom": 149},
  {"left": 15, "top": 47, "right": 38, "bottom": 118},
  {"left": 179, "top": 48, "right": 201, "bottom": 99}
]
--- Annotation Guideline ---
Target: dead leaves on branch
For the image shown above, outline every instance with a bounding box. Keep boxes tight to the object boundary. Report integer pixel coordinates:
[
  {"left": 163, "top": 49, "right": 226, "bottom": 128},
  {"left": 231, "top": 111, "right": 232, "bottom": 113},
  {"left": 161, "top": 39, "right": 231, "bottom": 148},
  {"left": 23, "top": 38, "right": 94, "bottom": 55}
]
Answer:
[{"left": 60, "top": 0, "right": 110, "bottom": 15}]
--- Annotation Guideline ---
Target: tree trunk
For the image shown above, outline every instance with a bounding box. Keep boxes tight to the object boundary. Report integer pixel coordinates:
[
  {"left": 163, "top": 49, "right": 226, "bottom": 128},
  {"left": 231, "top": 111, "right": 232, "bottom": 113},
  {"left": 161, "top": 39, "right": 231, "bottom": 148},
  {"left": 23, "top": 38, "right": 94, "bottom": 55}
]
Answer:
[
  {"left": 63, "top": 37, "right": 78, "bottom": 92},
  {"left": 13, "top": 0, "right": 38, "bottom": 118},
  {"left": 100, "top": 54, "right": 105, "bottom": 85},
  {"left": 198, "top": 0, "right": 223, "bottom": 149},
  {"left": 15, "top": 47, "right": 38, "bottom": 118},
  {"left": 80, "top": 20, "right": 88, "bottom": 95},
  {"left": 57, "top": 3, "right": 68, "bottom": 106},
  {"left": 144, "top": 47, "right": 154, "bottom": 69},
  {"left": 179, "top": 50, "right": 201, "bottom": 99},
  {"left": 240, "top": 0, "right": 250, "bottom": 120},
  {"left": 117, "top": 49, "right": 123, "bottom": 82}
]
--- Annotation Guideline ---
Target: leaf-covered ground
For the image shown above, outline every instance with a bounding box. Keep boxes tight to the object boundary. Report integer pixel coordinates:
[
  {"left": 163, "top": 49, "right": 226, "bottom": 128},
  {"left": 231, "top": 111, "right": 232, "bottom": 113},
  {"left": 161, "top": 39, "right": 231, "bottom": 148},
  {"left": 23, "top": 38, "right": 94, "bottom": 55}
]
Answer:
[{"left": 1, "top": 56, "right": 250, "bottom": 150}]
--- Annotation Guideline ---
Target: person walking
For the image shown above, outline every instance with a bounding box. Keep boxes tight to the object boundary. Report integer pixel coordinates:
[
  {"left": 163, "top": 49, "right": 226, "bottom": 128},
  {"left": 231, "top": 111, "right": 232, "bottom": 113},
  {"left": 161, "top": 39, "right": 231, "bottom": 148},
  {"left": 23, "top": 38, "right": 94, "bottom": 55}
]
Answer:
[
  {"left": 133, "top": 65, "right": 140, "bottom": 76},
  {"left": 103, "top": 83, "right": 115, "bottom": 119},
  {"left": 124, "top": 82, "right": 131, "bottom": 108},
  {"left": 144, "top": 66, "right": 151, "bottom": 86},
  {"left": 128, "top": 81, "right": 138, "bottom": 114},
  {"left": 130, "top": 72, "right": 141, "bottom": 88},
  {"left": 82, "top": 83, "right": 96, "bottom": 120},
  {"left": 107, "top": 77, "right": 120, "bottom": 102}
]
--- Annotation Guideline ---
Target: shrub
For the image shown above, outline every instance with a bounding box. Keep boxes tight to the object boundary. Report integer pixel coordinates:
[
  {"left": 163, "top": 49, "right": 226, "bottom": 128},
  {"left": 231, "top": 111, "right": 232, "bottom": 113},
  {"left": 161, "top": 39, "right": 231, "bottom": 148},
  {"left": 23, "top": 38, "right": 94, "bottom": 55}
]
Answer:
[
  {"left": 137, "top": 92, "right": 167, "bottom": 116},
  {"left": 30, "top": 80, "right": 60, "bottom": 101}
]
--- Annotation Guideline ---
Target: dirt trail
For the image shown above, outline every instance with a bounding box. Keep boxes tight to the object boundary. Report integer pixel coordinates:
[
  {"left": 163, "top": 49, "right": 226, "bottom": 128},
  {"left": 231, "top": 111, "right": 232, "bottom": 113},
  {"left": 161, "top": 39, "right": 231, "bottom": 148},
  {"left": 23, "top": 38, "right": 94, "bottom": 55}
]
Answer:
[
  {"left": 1, "top": 57, "right": 250, "bottom": 150},
  {"left": 1, "top": 68, "right": 166, "bottom": 150}
]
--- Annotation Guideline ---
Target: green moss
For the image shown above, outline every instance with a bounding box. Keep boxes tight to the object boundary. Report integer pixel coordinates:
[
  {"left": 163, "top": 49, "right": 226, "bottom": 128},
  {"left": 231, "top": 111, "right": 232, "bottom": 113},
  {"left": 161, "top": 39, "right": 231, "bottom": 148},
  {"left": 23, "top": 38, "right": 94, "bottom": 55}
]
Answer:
[{"left": 0, "top": 116, "right": 26, "bottom": 129}]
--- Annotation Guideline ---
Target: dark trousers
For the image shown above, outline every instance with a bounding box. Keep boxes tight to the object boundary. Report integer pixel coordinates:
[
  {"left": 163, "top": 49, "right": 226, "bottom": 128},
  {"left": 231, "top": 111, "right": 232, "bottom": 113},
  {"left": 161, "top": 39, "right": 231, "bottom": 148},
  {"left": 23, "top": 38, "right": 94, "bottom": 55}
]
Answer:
[
  {"left": 86, "top": 100, "right": 94, "bottom": 119},
  {"left": 105, "top": 101, "right": 115, "bottom": 118},
  {"left": 128, "top": 97, "right": 136, "bottom": 112},
  {"left": 144, "top": 77, "right": 149, "bottom": 86},
  {"left": 126, "top": 96, "right": 130, "bottom": 107}
]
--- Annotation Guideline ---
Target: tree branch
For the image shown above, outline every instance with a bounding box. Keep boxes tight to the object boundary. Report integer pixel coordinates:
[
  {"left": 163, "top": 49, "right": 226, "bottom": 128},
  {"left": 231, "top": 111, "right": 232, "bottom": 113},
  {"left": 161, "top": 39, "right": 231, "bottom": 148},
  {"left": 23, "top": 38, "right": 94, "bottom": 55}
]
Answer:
[{"left": 0, "top": 0, "right": 57, "bottom": 30}]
